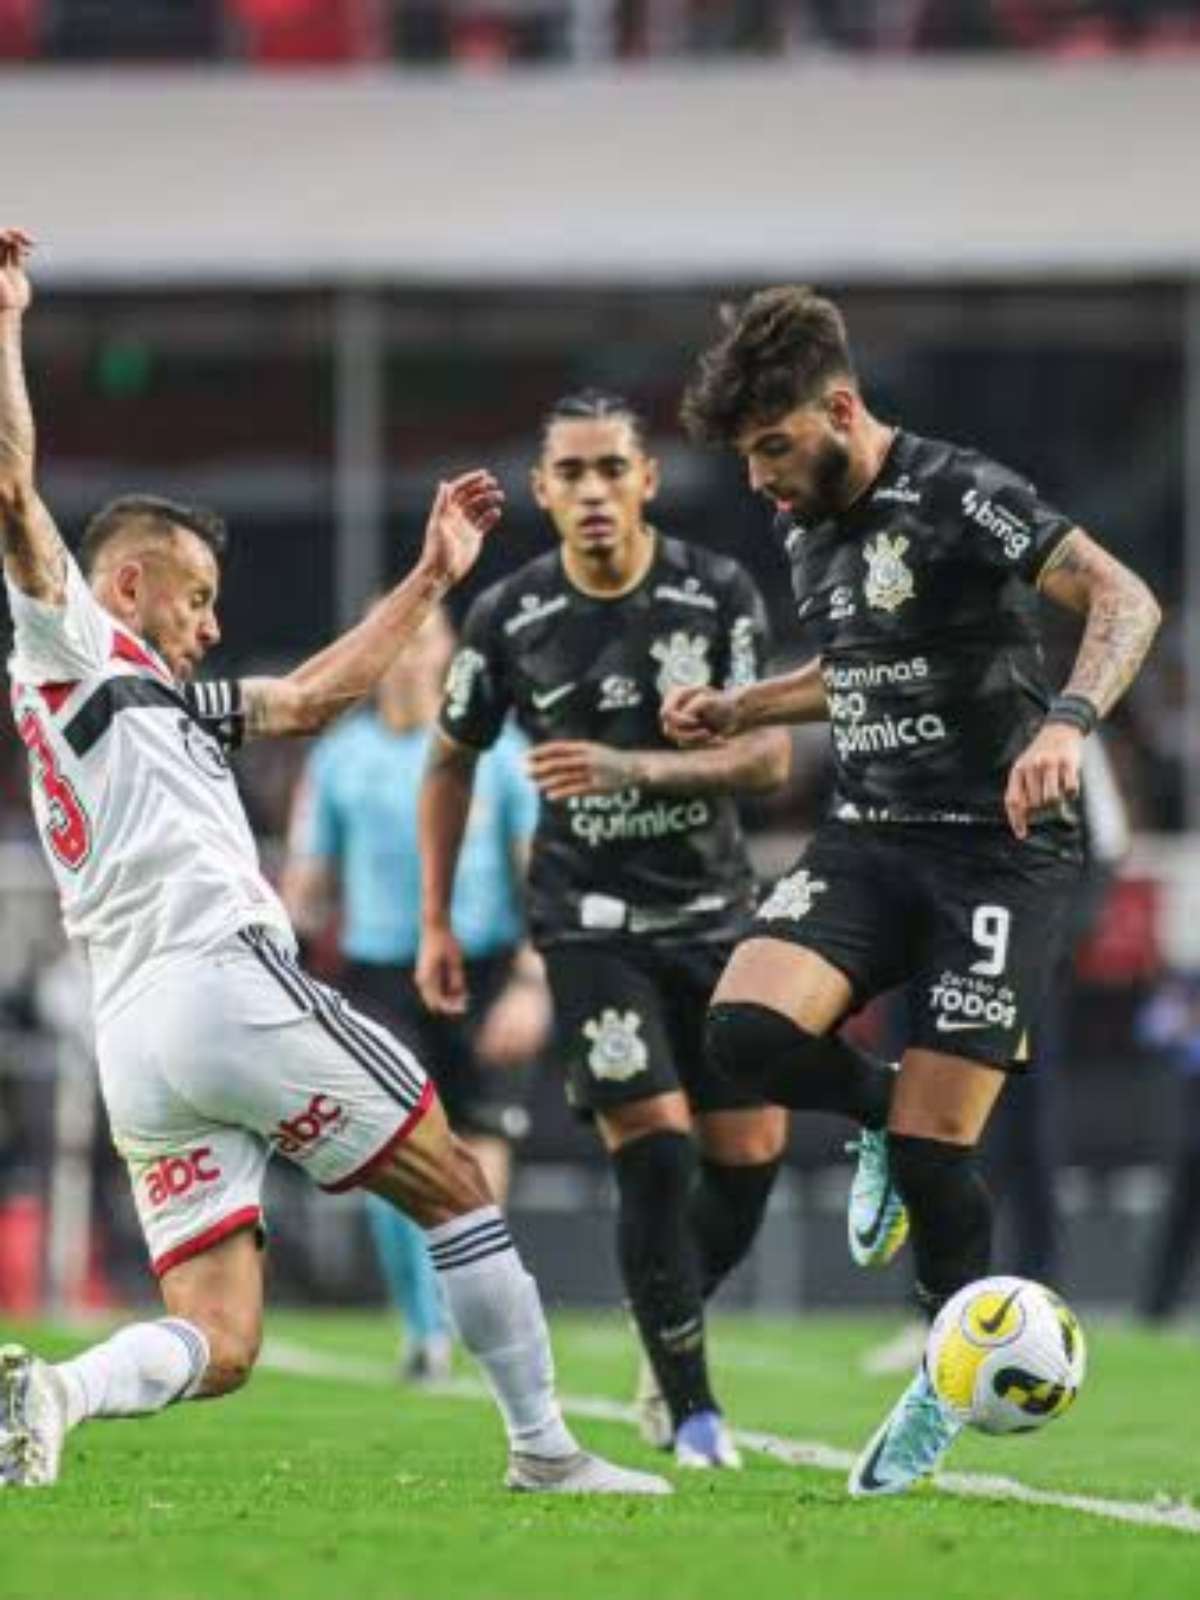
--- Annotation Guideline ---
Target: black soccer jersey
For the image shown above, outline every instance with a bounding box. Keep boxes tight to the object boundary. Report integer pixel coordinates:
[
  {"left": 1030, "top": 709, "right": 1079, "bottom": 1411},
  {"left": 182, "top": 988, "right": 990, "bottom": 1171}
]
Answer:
[
  {"left": 784, "top": 428, "right": 1076, "bottom": 826},
  {"left": 439, "top": 532, "right": 769, "bottom": 946}
]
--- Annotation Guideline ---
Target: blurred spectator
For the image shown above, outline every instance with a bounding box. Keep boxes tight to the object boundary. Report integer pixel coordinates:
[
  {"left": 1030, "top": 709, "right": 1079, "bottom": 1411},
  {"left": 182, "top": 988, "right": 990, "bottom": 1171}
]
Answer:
[{"left": 228, "top": 0, "right": 386, "bottom": 64}]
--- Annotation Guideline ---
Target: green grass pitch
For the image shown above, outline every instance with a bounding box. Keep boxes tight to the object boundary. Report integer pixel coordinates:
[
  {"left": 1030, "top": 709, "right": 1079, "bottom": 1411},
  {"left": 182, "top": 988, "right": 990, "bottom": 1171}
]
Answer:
[{"left": 2, "top": 1310, "right": 1198, "bottom": 1600}]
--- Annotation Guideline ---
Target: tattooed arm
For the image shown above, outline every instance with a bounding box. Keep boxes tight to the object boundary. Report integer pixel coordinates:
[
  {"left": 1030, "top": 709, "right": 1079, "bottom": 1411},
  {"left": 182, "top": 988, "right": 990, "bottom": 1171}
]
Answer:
[
  {"left": 0, "top": 229, "right": 69, "bottom": 604},
  {"left": 1037, "top": 529, "right": 1162, "bottom": 717},
  {"left": 1004, "top": 528, "right": 1161, "bottom": 839},
  {"left": 233, "top": 471, "right": 502, "bottom": 740}
]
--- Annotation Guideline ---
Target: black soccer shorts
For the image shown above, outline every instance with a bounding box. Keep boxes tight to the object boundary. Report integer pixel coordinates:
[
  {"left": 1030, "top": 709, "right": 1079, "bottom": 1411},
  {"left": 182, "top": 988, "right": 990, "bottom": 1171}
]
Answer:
[
  {"left": 343, "top": 951, "right": 534, "bottom": 1143},
  {"left": 748, "top": 820, "right": 1083, "bottom": 1071},
  {"left": 543, "top": 937, "right": 764, "bottom": 1117}
]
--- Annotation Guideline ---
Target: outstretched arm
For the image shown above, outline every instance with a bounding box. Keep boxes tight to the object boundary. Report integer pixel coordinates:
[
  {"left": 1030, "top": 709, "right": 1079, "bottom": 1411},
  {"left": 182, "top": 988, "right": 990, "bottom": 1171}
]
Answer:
[
  {"left": 0, "top": 229, "right": 69, "bottom": 605},
  {"left": 1004, "top": 528, "right": 1161, "bottom": 839},
  {"left": 238, "top": 471, "right": 503, "bottom": 739},
  {"left": 526, "top": 727, "right": 790, "bottom": 802}
]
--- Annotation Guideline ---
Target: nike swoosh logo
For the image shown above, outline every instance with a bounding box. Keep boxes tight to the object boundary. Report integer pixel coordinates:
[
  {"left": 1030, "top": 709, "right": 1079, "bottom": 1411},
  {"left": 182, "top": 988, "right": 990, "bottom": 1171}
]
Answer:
[
  {"left": 531, "top": 683, "right": 577, "bottom": 711},
  {"left": 979, "top": 1286, "right": 1023, "bottom": 1337},
  {"left": 854, "top": 1183, "right": 897, "bottom": 1251},
  {"left": 856, "top": 1430, "right": 892, "bottom": 1494},
  {"left": 934, "top": 1017, "right": 991, "bottom": 1033}
]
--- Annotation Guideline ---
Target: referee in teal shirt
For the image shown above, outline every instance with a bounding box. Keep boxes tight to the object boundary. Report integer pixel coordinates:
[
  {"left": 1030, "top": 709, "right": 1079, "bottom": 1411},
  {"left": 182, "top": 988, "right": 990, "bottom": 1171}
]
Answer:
[{"left": 284, "top": 606, "right": 548, "bottom": 1382}]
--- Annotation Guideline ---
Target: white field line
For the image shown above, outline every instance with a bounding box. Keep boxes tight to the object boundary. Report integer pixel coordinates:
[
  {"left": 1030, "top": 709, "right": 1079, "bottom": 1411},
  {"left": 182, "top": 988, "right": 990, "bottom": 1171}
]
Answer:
[{"left": 261, "top": 1337, "right": 1200, "bottom": 1536}]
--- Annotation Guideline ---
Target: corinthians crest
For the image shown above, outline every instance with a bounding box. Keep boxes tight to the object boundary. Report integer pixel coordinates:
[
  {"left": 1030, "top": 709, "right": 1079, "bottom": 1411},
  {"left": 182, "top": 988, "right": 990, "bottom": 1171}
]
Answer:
[
  {"left": 863, "top": 531, "right": 915, "bottom": 614},
  {"left": 650, "top": 632, "right": 711, "bottom": 695},
  {"left": 583, "top": 1009, "right": 649, "bottom": 1082},
  {"left": 758, "top": 869, "right": 829, "bottom": 923}
]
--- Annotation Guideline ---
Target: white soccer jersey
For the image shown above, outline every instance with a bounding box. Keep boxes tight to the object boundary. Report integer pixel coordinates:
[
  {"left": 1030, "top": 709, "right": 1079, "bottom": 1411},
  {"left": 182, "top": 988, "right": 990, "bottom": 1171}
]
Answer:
[{"left": 6, "top": 553, "right": 293, "bottom": 1023}]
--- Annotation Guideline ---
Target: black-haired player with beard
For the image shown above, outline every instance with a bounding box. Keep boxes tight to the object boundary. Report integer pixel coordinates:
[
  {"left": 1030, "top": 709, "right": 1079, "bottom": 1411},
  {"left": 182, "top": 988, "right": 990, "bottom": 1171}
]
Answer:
[
  {"left": 670, "top": 287, "right": 1161, "bottom": 1495},
  {"left": 417, "top": 392, "right": 791, "bottom": 1469}
]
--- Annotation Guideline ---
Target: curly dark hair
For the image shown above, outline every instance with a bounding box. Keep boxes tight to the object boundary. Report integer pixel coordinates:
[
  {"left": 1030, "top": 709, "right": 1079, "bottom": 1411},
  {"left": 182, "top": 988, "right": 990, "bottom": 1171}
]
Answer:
[
  {"left": 540, "top": 388, "right": 647, "bottom": 453},
  {"left": 680, "top": 287, "right": 855, "bottom": 446},
  {"left": 79, "top": 494, "right": 228, "bottom": 575}
]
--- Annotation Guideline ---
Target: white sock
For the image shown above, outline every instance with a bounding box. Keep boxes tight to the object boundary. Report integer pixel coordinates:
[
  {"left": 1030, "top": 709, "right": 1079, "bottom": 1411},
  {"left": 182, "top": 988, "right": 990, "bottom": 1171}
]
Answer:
[
  {"left": 55, "top": 1318, "right": 210, "bottom": 1429},
  {"left": 426, "top": 1206, "right": 576, "bottom": 1459}
]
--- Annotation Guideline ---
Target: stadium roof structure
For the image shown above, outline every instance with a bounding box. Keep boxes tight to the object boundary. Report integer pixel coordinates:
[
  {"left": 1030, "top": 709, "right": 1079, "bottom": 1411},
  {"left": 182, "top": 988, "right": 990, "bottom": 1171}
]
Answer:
[{"left": 3, "top": 59, "right": 1199, "bottom": 287}]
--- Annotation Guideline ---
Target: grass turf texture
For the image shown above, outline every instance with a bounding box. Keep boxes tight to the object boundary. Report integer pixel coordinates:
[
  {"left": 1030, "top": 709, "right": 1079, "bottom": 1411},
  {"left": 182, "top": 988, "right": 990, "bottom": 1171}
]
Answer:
[{"left": 1, "top": 1311, "right": 1198, "bottom": 1600}]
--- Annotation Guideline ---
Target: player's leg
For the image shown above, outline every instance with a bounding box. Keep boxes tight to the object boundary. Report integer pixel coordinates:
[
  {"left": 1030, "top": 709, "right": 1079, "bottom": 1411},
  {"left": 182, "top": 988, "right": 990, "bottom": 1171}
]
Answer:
[
  {"left": 691, "top": 1107, "right": 788, "bottom": 1299},
  {"left": 849, "top": 830, "right": 1081, "bottom": 1497},
  {"left": 0, "top": 1220, "right": 262, "bottom": 1489},
  {"left": 707, "top": 940, "right": 907, "bottom": 1269},
  {"left": 542, "top": 940, "right": 739, "bottom": 1465},
  {"left": 363, "top": 1094, "right": 667, "bottom": 1494}
]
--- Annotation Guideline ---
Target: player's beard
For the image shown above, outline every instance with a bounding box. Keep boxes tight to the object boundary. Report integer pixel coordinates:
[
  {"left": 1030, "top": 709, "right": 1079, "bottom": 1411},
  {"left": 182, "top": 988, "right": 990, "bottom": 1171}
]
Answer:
[{"left": 792, "top": 435, "right": 853, "bottom": 523}]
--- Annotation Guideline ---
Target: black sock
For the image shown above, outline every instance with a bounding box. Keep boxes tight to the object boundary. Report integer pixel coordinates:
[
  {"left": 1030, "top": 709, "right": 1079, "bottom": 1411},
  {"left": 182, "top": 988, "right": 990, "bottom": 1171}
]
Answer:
[
  {"left": 706, "top": 1002, "right": 893, "bottom": 1128},
  {"left": 890, "top": 1133, "right": 993, "bottom": 1321},
  {"left": 690, "top": 1158, "right": 781, "bottom": 1300},
  {"left": 612, "top": 1130, "right": 716, "bottom": 1426}
]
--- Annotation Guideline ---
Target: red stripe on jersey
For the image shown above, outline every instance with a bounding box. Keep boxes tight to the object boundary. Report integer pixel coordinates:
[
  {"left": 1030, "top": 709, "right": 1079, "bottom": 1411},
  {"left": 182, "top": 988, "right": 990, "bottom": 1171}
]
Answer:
[
  {"left": 151, "top": 1206, "right": 263, "bottom": 1278},
  {"left": 39, "top": 682, "right": 79, "bottom": 715},
  {"left": 112, "top": 631, "right": 170, "bottom": 682},
  {"left": 320, "top": 1079, "right": 437, "bottom": 1194}
]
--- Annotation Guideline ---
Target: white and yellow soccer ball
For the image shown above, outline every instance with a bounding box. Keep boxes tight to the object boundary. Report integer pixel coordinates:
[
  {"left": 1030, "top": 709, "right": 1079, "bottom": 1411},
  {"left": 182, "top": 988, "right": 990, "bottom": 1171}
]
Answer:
[{"left": 926, "top": 1275, "right": 1087, "bottom": 1435}]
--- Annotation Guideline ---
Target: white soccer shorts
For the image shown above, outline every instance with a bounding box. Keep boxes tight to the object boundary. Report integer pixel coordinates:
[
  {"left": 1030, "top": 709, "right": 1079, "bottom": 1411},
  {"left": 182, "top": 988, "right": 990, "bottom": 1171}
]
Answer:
[{"left": 97, "top": 926, "right": 433, "bottom": 1277}]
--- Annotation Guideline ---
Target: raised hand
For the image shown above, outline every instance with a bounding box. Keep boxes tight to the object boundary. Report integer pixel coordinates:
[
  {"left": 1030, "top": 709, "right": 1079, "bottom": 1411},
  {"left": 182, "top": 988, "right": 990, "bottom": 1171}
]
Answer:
[
  {"left": 419, "top": 470, "right": 504, "bottom": 588},
  {"left": 0, "top": 230, "right": 34, "bottom": 316}
]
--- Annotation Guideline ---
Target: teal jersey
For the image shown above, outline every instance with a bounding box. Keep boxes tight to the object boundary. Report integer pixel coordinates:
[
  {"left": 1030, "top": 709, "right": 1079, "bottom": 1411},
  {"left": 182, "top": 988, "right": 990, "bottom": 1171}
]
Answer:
[{"left": 295, "top": 714, "right": 536, "bottom": 963}]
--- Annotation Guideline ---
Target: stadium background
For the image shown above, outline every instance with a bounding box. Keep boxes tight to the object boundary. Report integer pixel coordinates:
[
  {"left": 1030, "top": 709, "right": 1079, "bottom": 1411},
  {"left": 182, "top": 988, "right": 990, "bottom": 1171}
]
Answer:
[{"left": 2, "top": 0, "right": 1200, "bottom": 1329}]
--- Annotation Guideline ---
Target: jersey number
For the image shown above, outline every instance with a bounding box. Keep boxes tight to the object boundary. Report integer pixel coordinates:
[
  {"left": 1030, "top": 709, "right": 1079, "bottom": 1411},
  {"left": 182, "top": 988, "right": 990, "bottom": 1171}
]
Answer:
[
  {"left": 17, "top": 710, "right": 92, "bottom": 871},
  {"left": 969, "top": 904, "right": 1011, "bottom": 978}
]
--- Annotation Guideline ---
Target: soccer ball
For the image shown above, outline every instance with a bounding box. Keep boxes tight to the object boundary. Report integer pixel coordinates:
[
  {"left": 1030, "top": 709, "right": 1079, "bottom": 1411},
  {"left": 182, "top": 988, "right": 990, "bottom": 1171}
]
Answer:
[{"left": 926, "top": 1275, "right": 1087, "bottom": 1436}]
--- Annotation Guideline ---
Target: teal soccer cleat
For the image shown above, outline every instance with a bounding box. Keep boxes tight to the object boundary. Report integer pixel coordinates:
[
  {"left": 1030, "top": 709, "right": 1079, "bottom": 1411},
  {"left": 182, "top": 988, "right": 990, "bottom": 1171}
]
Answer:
[
  {"left": 847, "top": 1362, "right": 962, "bottom": 1497},
  {"left": 847, "top": 1128, "right": 909, "bottom": 1267}
]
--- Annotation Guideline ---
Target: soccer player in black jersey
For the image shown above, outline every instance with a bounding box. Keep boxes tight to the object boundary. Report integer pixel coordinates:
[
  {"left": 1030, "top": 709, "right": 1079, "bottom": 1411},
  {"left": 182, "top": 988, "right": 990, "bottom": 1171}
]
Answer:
[
  {"left": 417, "top": 391, "right": 792, "bottom": 1469},
  {"left": 673, "top": 288, "right": 1161, "bottom": 1495}
]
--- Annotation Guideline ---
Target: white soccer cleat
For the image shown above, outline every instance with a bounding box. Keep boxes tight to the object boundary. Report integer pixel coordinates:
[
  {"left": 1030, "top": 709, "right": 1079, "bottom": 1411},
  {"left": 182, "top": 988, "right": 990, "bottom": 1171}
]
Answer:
[
  {"left": 847, "top": 1363, "right": 962, "bottom": 1498},
  {"left": 847, "top": 1128, "right": 909, "bottom": 1268},
  {"left": 0, "top": 1344, "right": 68, "bottom": 1488},
  {"left": 633, "top": 1351, "right": 673, "bottom": 1451},
  {"left": 505, "top": 1448, "right": 672, "bottom": 1496},
  {"left": 673, "top": 1409, "right": 742, "bottom": 1470}
]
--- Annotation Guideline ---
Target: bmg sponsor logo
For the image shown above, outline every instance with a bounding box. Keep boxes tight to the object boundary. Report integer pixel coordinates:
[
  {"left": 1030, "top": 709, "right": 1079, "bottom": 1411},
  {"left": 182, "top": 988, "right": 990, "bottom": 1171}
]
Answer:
[
  {"left": 961, "top": 488, "right": 1031, "bottom": 561},
  {"left": 145, "top": 1148, "right": 221, "bottom": 1210},
  {"left": 272, "top": 1094, "right": 346, "bottom": 1158}
]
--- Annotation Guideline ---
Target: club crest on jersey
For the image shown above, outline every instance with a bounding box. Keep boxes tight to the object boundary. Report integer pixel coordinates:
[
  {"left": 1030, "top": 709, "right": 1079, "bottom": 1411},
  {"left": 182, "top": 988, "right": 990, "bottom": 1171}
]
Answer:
[
  {"left": 179, "top": 717, "right": 230, "bottom": 780},
  {"left": 863, "top": 532, "right": 915, "bottom": 614},
  {"left": 650, "top": 632, "right": 711, "bottom": 695},
  {"left": 758, "top": 868, "right": 828, "bottom": 923},
  {"left": 583, "top": 1009, "right": 649, "bottom": 1082},
  {"left": 444, "top": 648, "right": 486, "bottom": 722}
]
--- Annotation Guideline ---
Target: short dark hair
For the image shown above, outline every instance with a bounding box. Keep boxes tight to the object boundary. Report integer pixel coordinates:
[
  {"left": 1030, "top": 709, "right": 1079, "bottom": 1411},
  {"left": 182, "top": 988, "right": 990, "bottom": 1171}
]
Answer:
[
  {"left": 680, "top": 287, "right": 855, "bottom": 446},
  {"left": 540, "top": 388, "right": 648, "bottom": 453},
  {"left": 79, "top": 494, "right": 228, "bottom": 576}
]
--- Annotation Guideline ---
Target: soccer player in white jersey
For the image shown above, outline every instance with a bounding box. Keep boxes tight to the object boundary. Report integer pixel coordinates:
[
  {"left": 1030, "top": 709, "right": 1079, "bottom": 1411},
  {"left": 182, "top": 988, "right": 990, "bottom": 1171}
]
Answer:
[{"left": 0, "top": 228, "right": 668, "bottom": 1497}]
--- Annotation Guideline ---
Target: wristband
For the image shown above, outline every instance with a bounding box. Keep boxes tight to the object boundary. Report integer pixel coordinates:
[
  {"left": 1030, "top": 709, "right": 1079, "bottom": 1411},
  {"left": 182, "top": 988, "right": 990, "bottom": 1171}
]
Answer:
[{"left": 1045, "top": 693, "right": 1099, "bottom": 737}]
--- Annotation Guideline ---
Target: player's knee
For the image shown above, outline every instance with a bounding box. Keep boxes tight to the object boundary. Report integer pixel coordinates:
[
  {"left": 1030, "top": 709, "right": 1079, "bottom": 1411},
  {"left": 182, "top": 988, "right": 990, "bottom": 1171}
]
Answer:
[
  {"left": 196, "top": 1321, "right": 261, "bottom": 1398},
  {"left": 705, "top": 1000, "right": 822, "bottom": 1097}
]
